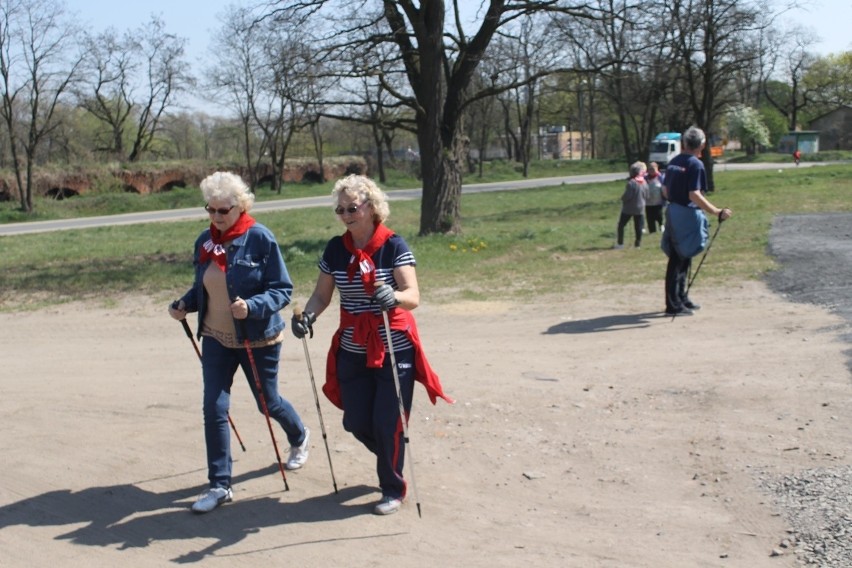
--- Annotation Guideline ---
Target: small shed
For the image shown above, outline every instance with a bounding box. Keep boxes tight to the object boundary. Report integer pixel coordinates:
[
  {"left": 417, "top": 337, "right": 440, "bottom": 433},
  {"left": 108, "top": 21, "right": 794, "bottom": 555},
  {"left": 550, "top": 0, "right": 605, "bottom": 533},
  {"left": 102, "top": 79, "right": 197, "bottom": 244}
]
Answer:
[{"left": 777, "top": 131, "right": 820, "bottom": 154}]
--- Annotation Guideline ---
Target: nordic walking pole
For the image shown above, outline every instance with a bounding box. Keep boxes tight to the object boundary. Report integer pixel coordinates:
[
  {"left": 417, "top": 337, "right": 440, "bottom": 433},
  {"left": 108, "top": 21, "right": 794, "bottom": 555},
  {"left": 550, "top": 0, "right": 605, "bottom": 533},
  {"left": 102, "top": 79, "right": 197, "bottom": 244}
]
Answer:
[
  {"left": 687, "top": 215, "right": 725, "bottom": 292},
  {"left": 293, "top": 305, "right": 339, "bottom": 494},
  {"left": 671, "top": 215, "right": 726, "bottom": 322},
  {"left": 238, "top": 318, "right": 289, "bottom": 490},
  {"left": 375, "top": 282, "right": 422, "bottom": 518},
  {"left": 172, "top": 302, "right": 246, "bottom": 452}
]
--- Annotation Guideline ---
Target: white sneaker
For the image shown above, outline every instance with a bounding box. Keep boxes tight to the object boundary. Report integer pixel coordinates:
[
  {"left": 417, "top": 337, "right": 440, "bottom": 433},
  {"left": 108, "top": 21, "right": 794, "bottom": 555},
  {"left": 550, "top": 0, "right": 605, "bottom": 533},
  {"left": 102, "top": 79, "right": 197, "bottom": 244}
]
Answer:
[
  {"left": 191, "top": 486, "right": 232, "bottom": 514},
  {"left": 373, "top": 495, "right": 402, "bottom": 515},
  {"left": 613, "top": 244, "right": 624, "bottom": 249},
  {"left": 285, "top": 427, "right": 310, "bottom": 470}
]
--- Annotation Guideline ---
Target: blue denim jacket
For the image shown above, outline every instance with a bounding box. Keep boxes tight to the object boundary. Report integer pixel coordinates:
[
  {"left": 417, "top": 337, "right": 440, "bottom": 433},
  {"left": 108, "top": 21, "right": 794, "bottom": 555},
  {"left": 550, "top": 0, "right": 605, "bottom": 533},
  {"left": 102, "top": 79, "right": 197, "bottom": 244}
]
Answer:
[{"left": 179, "top": 223, "right": 293, "bottom": 343}]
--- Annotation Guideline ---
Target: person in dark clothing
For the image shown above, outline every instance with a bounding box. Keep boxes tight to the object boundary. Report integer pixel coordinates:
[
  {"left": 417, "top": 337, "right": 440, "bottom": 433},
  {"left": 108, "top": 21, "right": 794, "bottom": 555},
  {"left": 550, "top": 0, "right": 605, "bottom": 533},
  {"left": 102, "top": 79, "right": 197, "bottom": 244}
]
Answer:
[{"left": 662, "top": 128, "right": 733, "bottom": 316}]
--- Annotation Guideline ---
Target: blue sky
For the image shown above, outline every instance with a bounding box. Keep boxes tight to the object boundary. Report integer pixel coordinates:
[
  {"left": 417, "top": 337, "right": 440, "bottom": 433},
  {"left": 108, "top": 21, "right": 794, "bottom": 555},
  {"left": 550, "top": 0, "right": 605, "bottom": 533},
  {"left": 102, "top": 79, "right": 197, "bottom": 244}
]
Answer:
[{"left": 67, "top": 0, "right": 851, "bottom": 114}]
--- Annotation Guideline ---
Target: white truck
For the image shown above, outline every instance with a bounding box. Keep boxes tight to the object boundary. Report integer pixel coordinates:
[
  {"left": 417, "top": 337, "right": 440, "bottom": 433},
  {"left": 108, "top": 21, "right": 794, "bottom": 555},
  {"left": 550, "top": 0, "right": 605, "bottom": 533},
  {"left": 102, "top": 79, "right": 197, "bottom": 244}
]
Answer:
[
  {"left": 649, "top": 131, "right": 724, "bottom": 166},
  {"left": 648, "top": 132, "right": 681, "bottom": 167}
]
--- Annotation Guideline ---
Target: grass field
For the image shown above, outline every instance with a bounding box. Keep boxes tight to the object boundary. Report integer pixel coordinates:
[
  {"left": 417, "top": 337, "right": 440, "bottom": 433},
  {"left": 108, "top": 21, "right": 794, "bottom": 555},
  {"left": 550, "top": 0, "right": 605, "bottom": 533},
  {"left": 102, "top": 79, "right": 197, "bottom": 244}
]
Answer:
[{"left": 1, "top": 162, "right": 850, "bottom": 311}]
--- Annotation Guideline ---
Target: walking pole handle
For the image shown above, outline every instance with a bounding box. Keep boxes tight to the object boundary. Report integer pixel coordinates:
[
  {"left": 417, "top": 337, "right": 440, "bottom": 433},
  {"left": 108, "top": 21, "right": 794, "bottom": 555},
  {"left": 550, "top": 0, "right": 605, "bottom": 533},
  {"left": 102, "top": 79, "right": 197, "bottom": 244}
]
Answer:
[{"left": 171, "top": 301, "right": 194, "bottom": 337}]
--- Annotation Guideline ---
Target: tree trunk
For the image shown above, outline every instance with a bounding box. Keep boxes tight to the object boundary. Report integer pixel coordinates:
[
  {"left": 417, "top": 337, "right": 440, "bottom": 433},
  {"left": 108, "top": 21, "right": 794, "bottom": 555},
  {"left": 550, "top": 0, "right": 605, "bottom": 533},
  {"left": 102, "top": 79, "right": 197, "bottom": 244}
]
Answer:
[
  {"left": 371, "top": 122, "right": 386, "bottom": 183},
  {"left": 272, "top": 147, "right": 284, "bottom": 194},
  {"left": 418, "top": 129, "right": 463, "bottom": 235},
  {"left": 702, "top": 148, "right": 716, "bottom": 193}
]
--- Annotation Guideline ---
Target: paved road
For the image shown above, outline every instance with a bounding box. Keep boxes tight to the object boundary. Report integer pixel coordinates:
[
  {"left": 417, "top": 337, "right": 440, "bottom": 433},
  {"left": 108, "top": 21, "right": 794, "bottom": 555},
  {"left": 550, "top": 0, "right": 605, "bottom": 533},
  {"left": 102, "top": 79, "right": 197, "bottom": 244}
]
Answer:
[
  {"left": 0, "top": 172, "right": 628, "bottom": 236},
  {"left": 0, "top": 163, "right": 823, "bottom": 236}
]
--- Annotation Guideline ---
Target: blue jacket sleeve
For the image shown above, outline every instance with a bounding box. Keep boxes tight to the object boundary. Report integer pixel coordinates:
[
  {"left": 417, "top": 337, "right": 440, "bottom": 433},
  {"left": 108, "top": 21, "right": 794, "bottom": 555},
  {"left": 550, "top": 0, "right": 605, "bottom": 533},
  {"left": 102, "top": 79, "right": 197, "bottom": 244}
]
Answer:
[{"left": 244, "top": 232, "right": 292, "bottom": 320}]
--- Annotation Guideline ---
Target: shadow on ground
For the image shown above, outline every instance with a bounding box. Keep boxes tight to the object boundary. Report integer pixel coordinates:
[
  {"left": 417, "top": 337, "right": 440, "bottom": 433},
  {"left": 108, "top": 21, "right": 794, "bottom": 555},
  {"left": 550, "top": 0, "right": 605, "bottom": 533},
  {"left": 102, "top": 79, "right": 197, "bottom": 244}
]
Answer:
[
  {"left": 0, "top": 465, "right": 388, "bottom": 563},
  {"left": 543, "top": 311, "right": 668, "bottom": 334}
]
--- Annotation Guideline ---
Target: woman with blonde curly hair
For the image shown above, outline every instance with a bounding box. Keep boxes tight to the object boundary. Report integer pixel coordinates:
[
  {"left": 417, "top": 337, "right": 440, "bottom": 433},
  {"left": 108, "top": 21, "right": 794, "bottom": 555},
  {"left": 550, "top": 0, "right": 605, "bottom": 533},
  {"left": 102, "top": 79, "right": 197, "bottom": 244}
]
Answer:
[{"left": 291, "top": 174, "right": 452, "bottom": 515}]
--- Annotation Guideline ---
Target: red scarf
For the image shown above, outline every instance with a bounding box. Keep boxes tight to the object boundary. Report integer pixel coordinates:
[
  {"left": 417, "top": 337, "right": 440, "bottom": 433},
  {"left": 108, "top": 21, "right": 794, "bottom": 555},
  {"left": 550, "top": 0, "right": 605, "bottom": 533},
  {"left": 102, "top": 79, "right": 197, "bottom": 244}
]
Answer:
[
  {"left": 198, "top": 213, "right": 256, "bottom": 271},
  {"left": 343, "top": 222, "right": 394, "bottom": 295}
]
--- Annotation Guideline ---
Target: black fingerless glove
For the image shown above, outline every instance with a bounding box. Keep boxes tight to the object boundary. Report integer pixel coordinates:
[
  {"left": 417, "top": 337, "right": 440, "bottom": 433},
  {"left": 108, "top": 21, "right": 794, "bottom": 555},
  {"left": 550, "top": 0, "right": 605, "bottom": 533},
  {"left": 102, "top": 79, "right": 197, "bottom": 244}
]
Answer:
[
  {"left": 372, "top": 284, "right": 399, "bottom": 311},
  {"left": 291, "top": 311, "right": 316, "bottom": 339}
]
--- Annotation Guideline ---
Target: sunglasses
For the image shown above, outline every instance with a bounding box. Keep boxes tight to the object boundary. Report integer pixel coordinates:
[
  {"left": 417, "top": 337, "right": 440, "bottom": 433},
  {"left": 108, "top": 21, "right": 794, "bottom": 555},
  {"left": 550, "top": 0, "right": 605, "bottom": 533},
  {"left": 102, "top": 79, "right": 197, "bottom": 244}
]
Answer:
[
  {"left": 205, "top": 204, "right": 236, "bottom": 215},
  {"left": 335, "top": 202, "right": 367, "bottom": 215}
]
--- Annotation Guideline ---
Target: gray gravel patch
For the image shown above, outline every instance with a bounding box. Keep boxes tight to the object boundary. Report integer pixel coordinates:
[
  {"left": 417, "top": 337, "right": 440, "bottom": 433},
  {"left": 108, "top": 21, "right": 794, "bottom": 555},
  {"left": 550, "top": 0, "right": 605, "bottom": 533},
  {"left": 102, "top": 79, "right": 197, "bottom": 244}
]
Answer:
[
  {"left": 756, "top": 466, "right": 852, "bottom": 567},
  {"left": 761, "top": 212, "right": 852, "bottom": 567},
  {"left": 766, "top": 212, "right": 852, "bottom": 370}
]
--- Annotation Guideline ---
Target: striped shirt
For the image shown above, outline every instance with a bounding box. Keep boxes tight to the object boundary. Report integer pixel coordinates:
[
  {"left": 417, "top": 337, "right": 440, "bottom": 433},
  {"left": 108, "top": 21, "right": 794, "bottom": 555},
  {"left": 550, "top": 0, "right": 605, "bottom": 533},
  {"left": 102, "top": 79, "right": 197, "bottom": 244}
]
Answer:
[{"left": 319, "top": 233, "right": 416, "bottom": 353}]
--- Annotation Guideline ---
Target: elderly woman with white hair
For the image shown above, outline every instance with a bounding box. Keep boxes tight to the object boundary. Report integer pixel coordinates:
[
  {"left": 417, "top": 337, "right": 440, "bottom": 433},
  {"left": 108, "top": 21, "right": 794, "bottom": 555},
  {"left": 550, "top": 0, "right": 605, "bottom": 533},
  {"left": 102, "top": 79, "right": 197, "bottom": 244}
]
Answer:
[
  {"left": 168, "top": 171, "right": 309, "bottom": 514},
  {"left": 614, "top": 161, "right": 649, "bottom": 249},
  {"left": 291, "top": 174, "right": 453, "bottom": 516}
]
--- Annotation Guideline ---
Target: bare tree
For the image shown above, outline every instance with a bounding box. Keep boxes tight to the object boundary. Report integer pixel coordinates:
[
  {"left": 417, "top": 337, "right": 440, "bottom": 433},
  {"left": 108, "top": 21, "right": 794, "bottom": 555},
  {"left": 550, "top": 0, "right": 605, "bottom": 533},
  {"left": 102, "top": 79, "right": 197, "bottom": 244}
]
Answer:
[
  {"left": 666, "top": 0, "right": 767, "bottom": 190},
  {"left": 267, "top": 1, "right": 594, "bottom": 235},
  {"left": 253, "top": 28, "right": 319, "bottom": 193},
  {"left": 553, "top": 0, "right": 680, "bottom": 164},
  {"left": 75, "top": 15, "right": 193, "bottom": 163},
  {"left": 0, "top": 0, "right": 83, "bottom": 211},
  {"left": 160, "top": 110, "right": 207, "bottom": 160},
  {"left": 363, "top": 80, "right": 406, "bottom": 183},
  {"left": 76, "top": 27, "right": 135, "bottom": 160},
  {"left": 464, "top": 67, "right": 501, "bottom": 177},
  {"left": 208, "top": 7, "right": 318, "bottom": 192},
  {"left": 760, "top": 26, "right": 819, "bottom": 130},
  {"left": 323, "top": 23, "right": 416, "bottom": 184},
  {"left": 489, "top": 14, "right": 557, "bottom": 177},
  {"left": 206, "top": 6, "right": 264, "bottom": 186},
  {"left": 126, "top": 16, "right": 194, "bottom": 162}
]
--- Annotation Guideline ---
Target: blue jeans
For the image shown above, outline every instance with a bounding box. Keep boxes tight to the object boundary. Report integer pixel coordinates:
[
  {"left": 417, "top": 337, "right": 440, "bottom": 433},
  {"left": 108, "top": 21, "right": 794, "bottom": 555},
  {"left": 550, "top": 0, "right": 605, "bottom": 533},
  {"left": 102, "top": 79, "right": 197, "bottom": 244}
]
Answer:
[
  {"left": 201, "top": 337, "right": 306, "bottom": 489},
  {"left": 336, "top": 347, "right": 415, "bottom": 500}
]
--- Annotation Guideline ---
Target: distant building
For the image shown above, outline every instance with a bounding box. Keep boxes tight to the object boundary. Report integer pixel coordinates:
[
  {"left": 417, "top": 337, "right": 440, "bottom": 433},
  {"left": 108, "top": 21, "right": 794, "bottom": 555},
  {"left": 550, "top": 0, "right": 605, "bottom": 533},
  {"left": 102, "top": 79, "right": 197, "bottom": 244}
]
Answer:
[
  {"left": 538, "top": 126, "right": 591, "bottom": 160},
  {"left": 807, "top": 105, "right": 852, "bottom": 150},
  {"left": 777, "top": 131, "right": 820, "bottom": 154}
]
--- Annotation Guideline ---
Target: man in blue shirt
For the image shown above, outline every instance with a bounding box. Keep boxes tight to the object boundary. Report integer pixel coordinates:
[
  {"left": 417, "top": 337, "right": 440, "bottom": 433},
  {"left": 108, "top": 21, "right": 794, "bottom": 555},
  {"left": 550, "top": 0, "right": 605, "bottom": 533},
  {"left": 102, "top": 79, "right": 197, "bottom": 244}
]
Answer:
[{"left": 662, "top": 127, "right": 733, "bottom": 316}]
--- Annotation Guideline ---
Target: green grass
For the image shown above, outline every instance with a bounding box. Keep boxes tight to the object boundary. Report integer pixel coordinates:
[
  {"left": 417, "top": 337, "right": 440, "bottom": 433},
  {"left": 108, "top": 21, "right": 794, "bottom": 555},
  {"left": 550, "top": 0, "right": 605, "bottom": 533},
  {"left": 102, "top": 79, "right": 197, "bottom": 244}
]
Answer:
[
  {"left": 725, "top": 150, "right": 852, "bottom": 163},
  {"left": 1, "top": 164, "right": 850, "bottom": 311}
]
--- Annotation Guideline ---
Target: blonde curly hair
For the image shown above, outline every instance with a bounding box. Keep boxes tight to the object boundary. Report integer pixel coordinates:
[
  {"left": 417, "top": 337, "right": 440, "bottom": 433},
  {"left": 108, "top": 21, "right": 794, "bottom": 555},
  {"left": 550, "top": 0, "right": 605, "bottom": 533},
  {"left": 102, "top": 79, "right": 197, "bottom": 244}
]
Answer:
[{"left": 331, "top": 174, "right": 390, "bottom": 223}]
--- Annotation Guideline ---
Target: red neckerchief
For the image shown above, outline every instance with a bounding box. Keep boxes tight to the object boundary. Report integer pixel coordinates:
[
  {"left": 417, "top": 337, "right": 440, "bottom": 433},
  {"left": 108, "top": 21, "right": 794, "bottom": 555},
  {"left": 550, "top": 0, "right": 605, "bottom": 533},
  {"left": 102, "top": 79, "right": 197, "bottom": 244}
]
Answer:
[
  {"left": 342, "top": 222, "right": 394, "bottom": 295},
  {"left": 646, "top": 171, "right": 659, "bottom": 179},
  {"left": 198, "top": 213, "right": 256, "bottom": 271}
]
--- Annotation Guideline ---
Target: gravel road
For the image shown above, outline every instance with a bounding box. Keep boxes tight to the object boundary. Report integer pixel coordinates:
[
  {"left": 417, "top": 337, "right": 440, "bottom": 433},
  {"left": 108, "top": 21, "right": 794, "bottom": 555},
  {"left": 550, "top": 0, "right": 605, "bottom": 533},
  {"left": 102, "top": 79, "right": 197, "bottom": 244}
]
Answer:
[
  {"left": 763, "top": 212, "right": 852, "bottom": 566},
  {"left": 768, "top": 212, "right": 852, "bottom": 368}
]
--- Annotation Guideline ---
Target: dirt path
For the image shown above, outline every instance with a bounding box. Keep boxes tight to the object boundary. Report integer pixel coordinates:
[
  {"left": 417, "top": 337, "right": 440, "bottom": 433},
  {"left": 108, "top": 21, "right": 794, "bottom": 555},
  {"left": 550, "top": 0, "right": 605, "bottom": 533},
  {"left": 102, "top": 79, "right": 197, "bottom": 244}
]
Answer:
[{"left": 1, "top": 266, "right": 850, "bottom": 567}]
